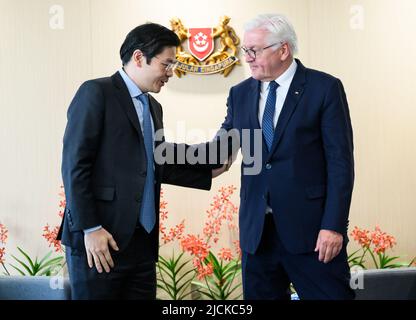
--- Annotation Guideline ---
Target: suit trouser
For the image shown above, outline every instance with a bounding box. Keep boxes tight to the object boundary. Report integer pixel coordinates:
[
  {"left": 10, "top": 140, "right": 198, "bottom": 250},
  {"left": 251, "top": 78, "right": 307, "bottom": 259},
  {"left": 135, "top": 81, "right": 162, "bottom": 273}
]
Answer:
[
  {"left": 66, "top": 226, "right": 157, "bottom": 300},
  {"left": 241, "top": 214, "right": 354, "bottom": 300}
]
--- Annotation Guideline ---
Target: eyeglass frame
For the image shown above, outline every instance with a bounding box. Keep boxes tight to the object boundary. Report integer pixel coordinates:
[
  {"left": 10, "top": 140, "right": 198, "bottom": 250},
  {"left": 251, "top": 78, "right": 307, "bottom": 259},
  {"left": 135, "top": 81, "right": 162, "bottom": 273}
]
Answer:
[
  {"left": 241, "top": 42, "right": 284, "bottom": 60},
  {"left": 153, "top": 56, "right": 179, "bottom": 72}
]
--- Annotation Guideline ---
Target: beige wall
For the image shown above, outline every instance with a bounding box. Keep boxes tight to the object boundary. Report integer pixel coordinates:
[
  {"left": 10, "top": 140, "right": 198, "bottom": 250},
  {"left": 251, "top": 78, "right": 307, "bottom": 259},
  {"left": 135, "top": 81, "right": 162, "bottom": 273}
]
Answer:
[{"left": 1, "top": 0, "right": 415, "bottom": 266}]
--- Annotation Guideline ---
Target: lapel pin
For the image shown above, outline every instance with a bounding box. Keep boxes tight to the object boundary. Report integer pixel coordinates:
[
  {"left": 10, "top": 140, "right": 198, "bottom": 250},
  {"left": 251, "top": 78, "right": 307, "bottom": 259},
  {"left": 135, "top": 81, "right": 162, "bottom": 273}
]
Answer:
[{"left": 295, "top": 91, "right": 299, "bottom": 95}]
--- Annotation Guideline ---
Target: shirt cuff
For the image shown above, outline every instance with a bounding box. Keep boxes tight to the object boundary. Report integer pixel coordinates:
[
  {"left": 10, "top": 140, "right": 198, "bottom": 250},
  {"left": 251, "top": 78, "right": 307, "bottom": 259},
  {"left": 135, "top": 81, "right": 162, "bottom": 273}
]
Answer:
[{"left": 84, "top": 225, "right": 102, "bottom": 233}]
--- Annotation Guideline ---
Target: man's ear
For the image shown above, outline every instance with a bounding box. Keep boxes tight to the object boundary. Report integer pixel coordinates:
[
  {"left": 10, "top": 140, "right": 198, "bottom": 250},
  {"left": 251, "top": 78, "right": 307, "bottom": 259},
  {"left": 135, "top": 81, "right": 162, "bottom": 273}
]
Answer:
[
  {"left": 280, "top": 43, "right": 291, "bottom": 61},
  {"left": 132, "top": 49, "right": 144, "bottom": 67}
]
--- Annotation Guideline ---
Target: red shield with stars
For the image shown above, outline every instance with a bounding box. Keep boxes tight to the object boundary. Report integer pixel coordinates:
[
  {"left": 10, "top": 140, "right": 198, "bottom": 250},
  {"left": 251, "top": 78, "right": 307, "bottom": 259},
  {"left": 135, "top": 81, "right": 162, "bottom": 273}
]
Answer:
[{"left": 188, "top": 28, "right": 214, "bottom": 61}]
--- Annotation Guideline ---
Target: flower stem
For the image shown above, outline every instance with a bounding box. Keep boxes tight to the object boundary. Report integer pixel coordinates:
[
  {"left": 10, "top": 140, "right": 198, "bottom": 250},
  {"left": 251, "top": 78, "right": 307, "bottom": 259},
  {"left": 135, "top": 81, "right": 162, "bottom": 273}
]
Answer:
[
  {"left": 203, "top": 271, "right": 216, "bottom": 299},
  {"left": 358, "top": 247, "right": 369, "bottom": 265},
  {"left": 368, "top": 250, "right": 379, "bottom": 269}
]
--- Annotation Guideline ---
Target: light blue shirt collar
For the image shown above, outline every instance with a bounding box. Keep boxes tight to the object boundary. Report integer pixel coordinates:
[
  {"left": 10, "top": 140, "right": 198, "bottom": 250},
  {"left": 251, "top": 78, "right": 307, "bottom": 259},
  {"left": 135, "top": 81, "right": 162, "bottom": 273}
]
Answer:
[
  {"left": 118, "top": 68, "right": 143, "bottom": 99},
  {"left": 117, "top": 67, "right": 155, "bottom": 145}
]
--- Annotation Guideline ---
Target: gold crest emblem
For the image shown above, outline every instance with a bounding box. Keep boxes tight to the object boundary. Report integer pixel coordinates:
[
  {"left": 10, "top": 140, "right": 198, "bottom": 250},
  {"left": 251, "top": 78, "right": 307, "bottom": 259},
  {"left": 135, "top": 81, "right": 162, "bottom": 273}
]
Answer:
[{"left": 170, "top": 16, "right": 241, "bottom": 77}]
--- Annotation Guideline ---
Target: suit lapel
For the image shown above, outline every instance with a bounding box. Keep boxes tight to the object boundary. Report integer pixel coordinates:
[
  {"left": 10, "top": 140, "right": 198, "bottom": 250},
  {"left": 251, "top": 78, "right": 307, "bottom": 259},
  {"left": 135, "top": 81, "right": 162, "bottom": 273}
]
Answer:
[
  {"left": 112, "top": 72, "right": 164, "bottom": 181},
  {"left": 248, "top": 79, "right": 261, "bottom": 130},
  {"left": 267, "top": 59, "right": 306, "bottom": 159},
  {"left": 111, "top": 72, "right": 144, "bottom": 140},
  {"left": 148, "top": 95, "right": 163, "bottom": 147},
  {"left": 148, "top": 95, "right": 164, "bottom": 180},
  {"left": 112, "top": 72, "right": 163, "bottom": 141}
]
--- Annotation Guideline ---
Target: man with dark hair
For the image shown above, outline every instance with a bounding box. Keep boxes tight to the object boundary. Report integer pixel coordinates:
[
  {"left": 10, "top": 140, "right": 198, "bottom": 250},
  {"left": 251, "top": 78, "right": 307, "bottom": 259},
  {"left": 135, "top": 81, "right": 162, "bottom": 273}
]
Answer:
[{"left": 58, "top": 23, "right": 227, "bottom": 300}]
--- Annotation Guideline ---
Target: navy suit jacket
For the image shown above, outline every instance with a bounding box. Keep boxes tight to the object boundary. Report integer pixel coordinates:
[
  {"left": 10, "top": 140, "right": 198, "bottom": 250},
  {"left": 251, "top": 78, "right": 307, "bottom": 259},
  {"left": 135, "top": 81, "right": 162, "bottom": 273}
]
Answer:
[
  {"left": 222, "top": 59, "right": 354, "bottom": 254},
  {"left": 58, "top": 72, "right": 212, "bottom": 259}
]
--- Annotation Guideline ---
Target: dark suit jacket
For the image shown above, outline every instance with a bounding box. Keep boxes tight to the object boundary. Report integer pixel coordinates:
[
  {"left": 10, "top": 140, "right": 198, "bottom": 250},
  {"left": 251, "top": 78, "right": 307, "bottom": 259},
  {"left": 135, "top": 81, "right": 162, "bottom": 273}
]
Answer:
[
  {"left": 58, "top": 71, "right": 212, "bottom": 259},
  {"left": 222, "top": 59, "right": 354, "bottom": 254}
]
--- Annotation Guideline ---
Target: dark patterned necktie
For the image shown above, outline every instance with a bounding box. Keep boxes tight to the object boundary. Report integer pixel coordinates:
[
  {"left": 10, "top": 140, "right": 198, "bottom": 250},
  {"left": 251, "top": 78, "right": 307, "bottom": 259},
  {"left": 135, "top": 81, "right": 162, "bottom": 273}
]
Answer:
[{"left": 262, "top": 81, "right": 279, "bottom": 150}]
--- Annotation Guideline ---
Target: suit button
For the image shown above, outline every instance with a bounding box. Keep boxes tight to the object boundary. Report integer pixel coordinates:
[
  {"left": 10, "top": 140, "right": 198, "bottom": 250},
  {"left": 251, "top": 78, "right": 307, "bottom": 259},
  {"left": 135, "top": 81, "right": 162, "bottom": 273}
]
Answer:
[
  {"left": 140, "top": 171, "right": 146, "bottom": 177},
  {"left": 265, "top": 163, "right": 272, "bottom": 170},
  {"left": 135, "top": 194, "right": 142, "bottom": 202}
]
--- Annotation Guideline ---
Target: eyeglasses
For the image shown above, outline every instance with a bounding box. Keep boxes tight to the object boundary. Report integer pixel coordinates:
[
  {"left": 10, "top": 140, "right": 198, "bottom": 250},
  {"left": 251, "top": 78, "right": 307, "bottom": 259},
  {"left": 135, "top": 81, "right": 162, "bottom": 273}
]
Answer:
[
  {"left": 241, "top": 42, "right": 283, "bottom": 60},
  {"left": 153, "top": 56, "right": 178, "bottom": 72}
]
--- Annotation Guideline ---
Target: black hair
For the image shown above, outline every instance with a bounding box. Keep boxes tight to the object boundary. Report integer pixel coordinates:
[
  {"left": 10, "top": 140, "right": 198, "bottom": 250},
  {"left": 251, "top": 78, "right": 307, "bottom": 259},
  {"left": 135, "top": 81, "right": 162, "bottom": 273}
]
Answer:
[{"left": 120, "top": 23, "right": 179, "bottom": 66}]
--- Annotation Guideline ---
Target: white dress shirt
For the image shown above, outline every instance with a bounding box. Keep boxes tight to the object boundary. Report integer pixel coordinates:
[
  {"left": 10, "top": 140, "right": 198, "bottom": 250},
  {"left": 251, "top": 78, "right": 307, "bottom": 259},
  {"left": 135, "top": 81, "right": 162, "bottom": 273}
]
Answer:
[
  {"left": 259, "top": 59, "right": 297, "bottom": 214},
  {"left": 258, "top": 59, "right": 298, "bottom": 128}
]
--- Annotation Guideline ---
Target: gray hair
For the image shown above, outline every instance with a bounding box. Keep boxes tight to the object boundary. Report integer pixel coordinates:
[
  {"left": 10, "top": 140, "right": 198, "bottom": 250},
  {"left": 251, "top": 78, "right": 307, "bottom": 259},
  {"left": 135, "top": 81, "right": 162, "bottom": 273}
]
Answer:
[{"left": 244, "top": 14, "right": 298, "bottom": 56}]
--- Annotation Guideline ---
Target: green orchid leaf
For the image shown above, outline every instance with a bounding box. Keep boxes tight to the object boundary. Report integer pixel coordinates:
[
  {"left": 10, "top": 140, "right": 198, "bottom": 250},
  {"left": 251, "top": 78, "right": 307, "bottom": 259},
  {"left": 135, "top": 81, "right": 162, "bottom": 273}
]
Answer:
[
  {"left": 38, "top": 251, "right": 53, "bottom": 267},
  {"left": 9, "top": 264, "right": 26, "bottom": 276},
  {"left": 16, "top": 247, "right": 35, "bottom": 271},
  {"left": 10, "top": 255, "right": 33, "bottom": 275}
]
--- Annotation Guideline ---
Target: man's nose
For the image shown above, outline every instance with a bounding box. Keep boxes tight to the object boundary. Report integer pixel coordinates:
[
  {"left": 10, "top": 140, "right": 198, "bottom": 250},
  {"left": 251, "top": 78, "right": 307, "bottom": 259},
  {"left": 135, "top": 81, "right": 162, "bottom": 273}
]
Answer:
[{"left": 245, "top": 54, "right": 254, "bottom": 63}]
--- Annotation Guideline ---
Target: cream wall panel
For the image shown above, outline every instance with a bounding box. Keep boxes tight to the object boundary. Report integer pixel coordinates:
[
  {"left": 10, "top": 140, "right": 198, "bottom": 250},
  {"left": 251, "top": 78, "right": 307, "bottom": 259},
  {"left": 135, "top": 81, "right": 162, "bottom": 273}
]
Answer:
[
  {"left": 308, "top": 0, "right": 416, "bottom": 257},
  {"left": 0, "top": 0, "right": 92, "bottom": 258}
]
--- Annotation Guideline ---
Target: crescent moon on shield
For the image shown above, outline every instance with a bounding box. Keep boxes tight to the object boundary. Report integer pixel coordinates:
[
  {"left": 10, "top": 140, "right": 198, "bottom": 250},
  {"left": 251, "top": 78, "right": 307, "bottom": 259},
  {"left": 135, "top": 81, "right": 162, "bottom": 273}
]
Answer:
[{"left": 192, "top": 41, "right": 209, "bottom": 52}]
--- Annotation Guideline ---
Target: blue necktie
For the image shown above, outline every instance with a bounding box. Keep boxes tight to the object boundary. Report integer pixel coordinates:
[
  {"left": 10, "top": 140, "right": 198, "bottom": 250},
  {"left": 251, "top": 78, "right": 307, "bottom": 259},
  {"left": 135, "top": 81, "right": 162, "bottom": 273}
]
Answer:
[
  {"left": 137, "top": 94, "right": 155, "bottom": 233},
  {"left": 262, "top": 81, "right": 279, "bottom": 151}
]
